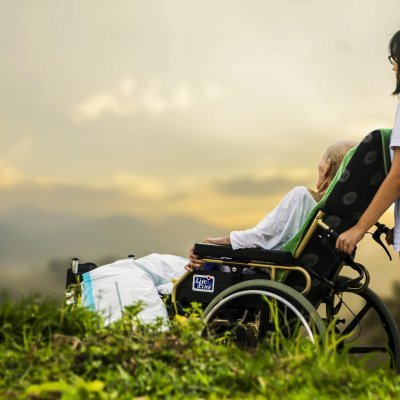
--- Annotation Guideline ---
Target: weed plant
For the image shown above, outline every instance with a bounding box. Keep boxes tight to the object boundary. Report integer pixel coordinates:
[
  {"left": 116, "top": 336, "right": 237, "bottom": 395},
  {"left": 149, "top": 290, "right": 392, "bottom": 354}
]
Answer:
[{"left": 0, "top": 293, "right": 399, "bottom": 399}]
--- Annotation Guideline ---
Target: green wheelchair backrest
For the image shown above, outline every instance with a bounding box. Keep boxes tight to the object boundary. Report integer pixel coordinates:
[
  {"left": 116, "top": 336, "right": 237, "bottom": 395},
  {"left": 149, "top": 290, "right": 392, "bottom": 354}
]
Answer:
[{"left": 283, "top": 129, "right": 392, "bottom": 283}]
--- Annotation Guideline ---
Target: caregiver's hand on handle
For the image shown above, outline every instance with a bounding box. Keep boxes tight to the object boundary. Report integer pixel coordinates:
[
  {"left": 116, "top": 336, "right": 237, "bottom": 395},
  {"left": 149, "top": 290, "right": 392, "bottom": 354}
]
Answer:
[{"left": 335, "top": 225, "right": 366, "bottom": 255}]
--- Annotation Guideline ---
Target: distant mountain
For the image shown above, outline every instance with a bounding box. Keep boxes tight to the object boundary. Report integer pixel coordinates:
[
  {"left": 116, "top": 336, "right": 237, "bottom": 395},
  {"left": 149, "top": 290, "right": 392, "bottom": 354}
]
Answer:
[{"left": 0, "top": 207, "right": 225, "bottom": 268}]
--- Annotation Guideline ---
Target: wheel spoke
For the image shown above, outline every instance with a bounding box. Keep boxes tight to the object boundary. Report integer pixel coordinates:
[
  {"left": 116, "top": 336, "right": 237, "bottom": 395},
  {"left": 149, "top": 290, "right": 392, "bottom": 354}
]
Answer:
[{"left": 340, "top": 303, "right": 371, "bottom": 337}]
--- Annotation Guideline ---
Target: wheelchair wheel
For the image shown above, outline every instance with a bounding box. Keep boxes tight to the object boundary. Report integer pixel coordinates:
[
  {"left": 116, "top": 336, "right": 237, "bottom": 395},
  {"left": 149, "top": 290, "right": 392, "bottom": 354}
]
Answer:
[
  {"left": 202, "top": 279, "right": 326, "bottom": 349},
  {"left": 327, "top": 276, "right": 400, "bottom": 373}
]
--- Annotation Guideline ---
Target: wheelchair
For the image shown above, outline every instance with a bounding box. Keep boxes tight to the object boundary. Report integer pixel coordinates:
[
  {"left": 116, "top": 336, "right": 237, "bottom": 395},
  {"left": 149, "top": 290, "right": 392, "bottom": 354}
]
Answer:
[{"left": 66, "top": 129, "right": 400, "bottom": 372}]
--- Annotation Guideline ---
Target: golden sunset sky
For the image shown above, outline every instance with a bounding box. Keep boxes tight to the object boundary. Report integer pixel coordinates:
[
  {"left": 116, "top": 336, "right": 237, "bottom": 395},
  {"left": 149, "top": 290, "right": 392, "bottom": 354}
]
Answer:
[{"left": 1, "top": 1, "right": 400, "bottom": 296}]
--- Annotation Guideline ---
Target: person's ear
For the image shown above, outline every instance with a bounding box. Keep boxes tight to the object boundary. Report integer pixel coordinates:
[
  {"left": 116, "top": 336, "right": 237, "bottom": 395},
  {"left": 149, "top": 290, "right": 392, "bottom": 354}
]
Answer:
[{"left": 322, "top": 158, "right": 331, "bottom": 178}]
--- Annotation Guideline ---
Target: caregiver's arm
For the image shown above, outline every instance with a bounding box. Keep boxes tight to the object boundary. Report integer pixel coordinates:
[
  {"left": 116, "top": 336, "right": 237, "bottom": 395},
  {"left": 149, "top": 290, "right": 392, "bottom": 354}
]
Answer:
[{"left": 336, "top": 147, "right": 400, "bottom": 254}]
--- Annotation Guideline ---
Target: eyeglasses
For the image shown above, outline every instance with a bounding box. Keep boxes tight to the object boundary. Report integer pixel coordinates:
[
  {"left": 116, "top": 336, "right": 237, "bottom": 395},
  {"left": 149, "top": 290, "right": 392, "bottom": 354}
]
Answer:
[{"left": 388, "top": 55, "right": 398, "bottom": 65}]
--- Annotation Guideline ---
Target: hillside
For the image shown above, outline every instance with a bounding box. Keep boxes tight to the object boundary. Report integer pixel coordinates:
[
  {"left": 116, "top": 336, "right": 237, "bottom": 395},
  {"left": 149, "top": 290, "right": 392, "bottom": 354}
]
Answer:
[{"left": 1, "top": 296, "right": 400, "bottom": 399}]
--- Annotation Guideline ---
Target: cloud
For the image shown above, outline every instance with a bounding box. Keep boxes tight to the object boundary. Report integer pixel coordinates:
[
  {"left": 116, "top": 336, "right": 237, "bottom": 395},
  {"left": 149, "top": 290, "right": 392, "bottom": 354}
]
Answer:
[
  {"left": 81, "top": 94, "right": 135, "bottom": 118},
  {"left": 72, "top": 77, "right": 137, "bottom": 122},
  {"left": 0, "top": 172, "right": 279, "bottom": 230},
  {"left": 72, "top": 77, "right": 231, "bottom": 122},
  {"left": 5, "top": 137, "right": 33, "bottom": 161},
  {"left": 112, "top": 172, "right": 168, "bottom": 198},
  {"left": 172, "top": 82, "right": 195, "bottom": 110},
  {"left": 0, "top": 181, "right": 142, "bottom": 218},
  {"left": 335, "top": 40, "right": 354, "bottom": 55},
  {"left": 140, "top": 81, "right": 168, "bottom": 116},
  {"left": 0, "top": 160, "right": 25, "bottom": 187},
  {"left": 0, "top": 139, "right": 32, "bottom": 187},
  {"left": 215, "top": 175, "right": 303, "bottom": 197},
  {"left": 204, "top": 82, "right": 227, "bottom": 100}
]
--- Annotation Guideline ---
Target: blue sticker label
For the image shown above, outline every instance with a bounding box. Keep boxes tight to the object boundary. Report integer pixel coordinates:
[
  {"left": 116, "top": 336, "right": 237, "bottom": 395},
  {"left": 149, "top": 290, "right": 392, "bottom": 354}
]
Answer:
[{"left": 192, "top": 274, "right": 215, "bottom": 293}]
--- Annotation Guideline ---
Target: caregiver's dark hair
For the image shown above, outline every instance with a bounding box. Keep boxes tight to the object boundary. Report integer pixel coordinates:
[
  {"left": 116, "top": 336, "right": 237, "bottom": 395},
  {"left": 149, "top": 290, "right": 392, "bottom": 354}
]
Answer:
[{"left": 389, "top": 30, "right": 400, "bottom": 95}]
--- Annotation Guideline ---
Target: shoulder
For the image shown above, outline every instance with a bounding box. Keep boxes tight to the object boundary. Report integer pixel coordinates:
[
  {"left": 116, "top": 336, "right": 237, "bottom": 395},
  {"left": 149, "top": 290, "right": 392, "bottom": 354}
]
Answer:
[
  {"left": 394, "top": 101, "right": 400, "bottom": 126},
  {"left": 391, "top": 102, "right": 400, "bottom": 145},
  {"left": 284, "top": 186, "right": 314, "bottom": 202},
  {"left": 290, "top": 186, "right": 312, "bottom": 196}
]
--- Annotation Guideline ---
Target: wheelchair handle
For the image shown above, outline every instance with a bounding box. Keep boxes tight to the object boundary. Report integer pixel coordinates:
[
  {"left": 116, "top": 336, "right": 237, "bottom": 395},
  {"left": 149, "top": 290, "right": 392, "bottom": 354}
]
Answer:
[
  {"left": 71, "top": 257, "right": 79, "bottom": 274},
  {"left": 372, "top": 222, "right": 392, "bottom": 261},
  {"left": 318, "top": 218, "right": 392, "bottom": 261},
  {"left": 374, "top": 222, "right": 389, "bottom": 234}
]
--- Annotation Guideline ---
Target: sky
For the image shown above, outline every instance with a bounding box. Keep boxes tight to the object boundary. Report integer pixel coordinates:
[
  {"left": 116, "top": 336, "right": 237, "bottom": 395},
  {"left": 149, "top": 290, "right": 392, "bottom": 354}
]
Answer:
[{"left": 1, "top": 1, "right": 400, "bottom": 296}]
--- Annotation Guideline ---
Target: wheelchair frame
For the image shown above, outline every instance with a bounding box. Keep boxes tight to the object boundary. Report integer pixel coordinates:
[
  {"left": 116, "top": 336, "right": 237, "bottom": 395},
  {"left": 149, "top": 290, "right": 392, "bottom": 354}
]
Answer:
[{"left": 169, "top": 214, "right": 399, "bottom": 372}]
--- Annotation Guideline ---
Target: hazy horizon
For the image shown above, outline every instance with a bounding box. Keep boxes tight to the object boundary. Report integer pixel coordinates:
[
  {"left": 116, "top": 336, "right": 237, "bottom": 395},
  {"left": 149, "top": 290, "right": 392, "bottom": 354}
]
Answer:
[{"left": 1, "top": 1, "right": 400, "bottom": 301}]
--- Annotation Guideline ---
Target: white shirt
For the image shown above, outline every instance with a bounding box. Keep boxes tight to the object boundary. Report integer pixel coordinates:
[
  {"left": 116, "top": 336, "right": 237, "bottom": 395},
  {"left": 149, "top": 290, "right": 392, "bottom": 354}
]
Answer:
[
  {"left": 390, "top": 101, "right": 400, "bottom": 251},
  {"left": 230, "top": 186, "right": 317, "bottom": 250}
]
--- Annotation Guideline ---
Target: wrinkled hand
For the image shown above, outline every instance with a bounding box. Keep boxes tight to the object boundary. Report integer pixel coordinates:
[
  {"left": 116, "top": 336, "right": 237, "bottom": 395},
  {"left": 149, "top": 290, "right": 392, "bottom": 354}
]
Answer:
[
  {"left": 385, "top": 227, "right": 394, "bottom": 246},
  {"left": 185, "top": 236, "right": 230, "bottom": 271},
  {"left": 335, "top": 226, "right": 365, "bottom": 255},
  {"left": 185, "top": 243, "right": 204, "bottom": 271}
]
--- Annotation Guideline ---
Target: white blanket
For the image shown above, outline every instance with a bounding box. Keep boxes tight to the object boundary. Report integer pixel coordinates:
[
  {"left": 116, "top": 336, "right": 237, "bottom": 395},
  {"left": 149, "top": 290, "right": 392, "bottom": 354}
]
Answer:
[{"left": 81, "top": 253, "right": 187, "bottom": 326}]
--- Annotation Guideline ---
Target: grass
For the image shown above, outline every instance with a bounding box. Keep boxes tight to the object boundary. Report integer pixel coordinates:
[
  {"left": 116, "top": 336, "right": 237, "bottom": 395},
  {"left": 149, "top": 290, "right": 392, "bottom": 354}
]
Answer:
[{"left": 0, "top": 293, "right": 400, "bottom": 399}]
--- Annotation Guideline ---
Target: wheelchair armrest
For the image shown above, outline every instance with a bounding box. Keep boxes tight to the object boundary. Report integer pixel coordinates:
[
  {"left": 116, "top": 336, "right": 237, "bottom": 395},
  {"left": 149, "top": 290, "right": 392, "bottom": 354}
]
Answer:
[{"left": 193, "top": 243, "right": 295, "bottom": 265}]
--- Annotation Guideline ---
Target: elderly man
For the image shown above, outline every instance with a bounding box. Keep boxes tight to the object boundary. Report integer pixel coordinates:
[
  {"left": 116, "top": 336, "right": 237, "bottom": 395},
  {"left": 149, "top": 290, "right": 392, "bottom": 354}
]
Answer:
[
  {"left": 81, "top": 140, "right": 357, "bottom": 326},
  {"left": 186, "top": 140, "right": 357, "bottom": 270}
]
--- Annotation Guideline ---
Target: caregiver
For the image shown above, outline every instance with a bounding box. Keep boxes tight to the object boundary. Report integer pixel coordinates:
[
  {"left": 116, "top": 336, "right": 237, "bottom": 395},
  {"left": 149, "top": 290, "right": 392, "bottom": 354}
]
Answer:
[{"left": 336, "top": 30, "right": 400, "bottom": 254}]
